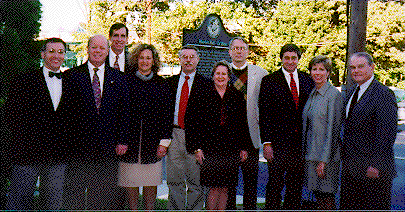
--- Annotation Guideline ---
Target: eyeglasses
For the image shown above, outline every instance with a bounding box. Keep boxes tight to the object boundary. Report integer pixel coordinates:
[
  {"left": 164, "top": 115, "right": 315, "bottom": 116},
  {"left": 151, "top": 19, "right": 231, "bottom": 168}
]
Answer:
[
  {"left": 180, "top": 55, "right": 197, "bottom": 60},
  {"left": 231, "top": 46, "right": 248, "bottom": 51}
]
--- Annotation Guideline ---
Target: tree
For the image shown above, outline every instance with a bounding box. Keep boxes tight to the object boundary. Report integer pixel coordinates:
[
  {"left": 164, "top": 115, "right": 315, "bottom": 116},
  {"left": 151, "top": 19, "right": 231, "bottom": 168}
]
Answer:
[{"left": 0, "top": 0, "right": 42, "bottom": 100}]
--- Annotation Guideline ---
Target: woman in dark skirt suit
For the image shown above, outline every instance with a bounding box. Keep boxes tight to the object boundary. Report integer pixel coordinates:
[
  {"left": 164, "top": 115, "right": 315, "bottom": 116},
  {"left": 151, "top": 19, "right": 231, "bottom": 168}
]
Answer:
[
  {"left": 186, "top": 60, "right": 250, "bottom": 211},
  {"left": 116, "top": 44, "right": 171, "bottom": 210}
]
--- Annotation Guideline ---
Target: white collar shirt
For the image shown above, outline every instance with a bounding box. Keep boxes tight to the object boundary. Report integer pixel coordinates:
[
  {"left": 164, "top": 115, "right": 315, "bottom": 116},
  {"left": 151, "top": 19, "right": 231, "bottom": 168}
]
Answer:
[
  {"left": 231, "top": 61, "right": 248, "bottom": 70},
  {"left": 173, "top": 71, "right": 196, "bottom": 125},
  {"left": 346, "top": 75, "right": 374, "bottom": 117},
  {"left": 43, "top": 66, "right": 63, "bottom": 111},
  {"left": 109, "top": 48, "right": 125, "bottom": 72},
  {"left": 282, "top": 67, "right": 300, "bottom": 96},
  {"left": 88, "top": 62, "right": 106, "bottom": 96}
]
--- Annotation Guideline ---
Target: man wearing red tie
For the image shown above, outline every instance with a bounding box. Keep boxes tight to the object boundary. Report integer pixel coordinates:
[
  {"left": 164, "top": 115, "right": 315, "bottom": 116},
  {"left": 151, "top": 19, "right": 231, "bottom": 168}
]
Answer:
[
  {"left": 107, "top": 23, "right": 128, "bottom": 72},
  {"left": 259, "top": 44, "right": 314, "bottom": 210},
  {"left": 165, "top": 45, "right": 211, "bottom": 210}
]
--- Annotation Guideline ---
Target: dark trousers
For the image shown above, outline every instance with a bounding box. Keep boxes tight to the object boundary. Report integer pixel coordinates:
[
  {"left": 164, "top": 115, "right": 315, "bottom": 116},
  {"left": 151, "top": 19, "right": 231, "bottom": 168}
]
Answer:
[
  {"left": 63, "top": 160, "right": 124, "bottom": 210},
  {"left": 227, "top": 148, "right": 259, "bottom": 210},
  {"left": 265, "top": 157, "right": 304, "bottom": 210},
  {"left": 340, "top": 174, "right": 392, "bottom": 210}
]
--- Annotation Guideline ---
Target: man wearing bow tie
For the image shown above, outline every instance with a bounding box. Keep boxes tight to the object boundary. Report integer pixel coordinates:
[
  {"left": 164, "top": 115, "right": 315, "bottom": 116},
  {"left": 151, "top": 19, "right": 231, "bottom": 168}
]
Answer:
[
  {"left": 63, "top": 34, "right": 126, "bottom": 210},
  {"left": 4, "top": 38, "right": 70, "bottom": 210}
]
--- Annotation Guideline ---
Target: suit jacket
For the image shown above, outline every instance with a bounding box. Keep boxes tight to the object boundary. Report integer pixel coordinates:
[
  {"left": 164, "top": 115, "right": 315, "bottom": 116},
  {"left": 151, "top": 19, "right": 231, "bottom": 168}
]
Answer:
[
  {"left": 118, "top": 74, "right": 172, "bottom": 164},
  {"left": 246, "top": 64, "right": 268, "bottom": 149},
  {"left": 186, "top": 84, "right": 250, "bottom": 155},
  {"left": 259, "top": 69, "right": 314, "bottom": 162},
  {"left": 342, "top": 79, "right": 397, "bottom": 180},
  {"left": 3, "top": 68, "right": 71, "bottom": 165},
  {"left": 65, "top": 62, "right": 126, "bottom": 162},
  {"left": 166, "top": 72, "right": 212, "bottom": 150},
  {"left": 302, "top": 82, "right": 343, "bottom": 163}
]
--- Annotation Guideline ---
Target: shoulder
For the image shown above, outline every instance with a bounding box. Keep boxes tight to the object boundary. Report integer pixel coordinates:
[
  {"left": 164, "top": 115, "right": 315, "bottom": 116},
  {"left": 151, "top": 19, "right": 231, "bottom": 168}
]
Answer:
[
  {"left": 262, "top": 69, "right": 282, "bottom": 83},
  {"left": 248, "top": 64, "right": 268, "bottom": 75}
]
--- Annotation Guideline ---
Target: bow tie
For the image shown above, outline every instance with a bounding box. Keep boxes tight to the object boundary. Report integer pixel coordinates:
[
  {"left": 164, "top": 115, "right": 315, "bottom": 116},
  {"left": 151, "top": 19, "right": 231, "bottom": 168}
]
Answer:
[{"left": 49, "top": 71, "right": 62, "bottom": 79}]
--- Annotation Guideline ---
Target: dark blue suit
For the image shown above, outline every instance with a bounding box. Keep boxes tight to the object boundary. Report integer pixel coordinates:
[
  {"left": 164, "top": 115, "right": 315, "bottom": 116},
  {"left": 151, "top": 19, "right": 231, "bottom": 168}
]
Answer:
[
  {"left": 259, "top": 69, "right": 314, "bottom": 210},
  {"left": 341, "top": 79, "right": 397, "bottom": 210},
  {"left": 63, "top": 62, "right": 126, "bottom": 210},
  {"left": 4, "top": 68, "right": 71, "bottom": 210}
]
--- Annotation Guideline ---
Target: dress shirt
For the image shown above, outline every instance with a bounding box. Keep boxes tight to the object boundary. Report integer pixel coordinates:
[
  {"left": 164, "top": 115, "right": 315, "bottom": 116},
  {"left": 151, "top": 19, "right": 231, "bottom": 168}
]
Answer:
[
  {"left": 345, "top": 75, "right": 374, "bottom": 117},
  {"left": 43, "top": 67, "right": 62, "bottom": 110},
  {"left": 109, "top": 49, "right": 125, "bottom": 72},
  {"left": 173, "top": 71, "right": 196, "bottom": 126},
  {"left": 88, "top": 62, "right": 106, "bottom": 96},
  {"left": 231, "top": 61, "right": 248, "bottom": 71},
  {"left": 282, "top": 67, "right": 300, "bottom": 96}
]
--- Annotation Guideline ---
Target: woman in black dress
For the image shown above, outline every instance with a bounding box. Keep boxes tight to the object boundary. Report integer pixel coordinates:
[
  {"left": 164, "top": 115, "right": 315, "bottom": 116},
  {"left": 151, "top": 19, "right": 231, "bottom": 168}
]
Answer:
[
  {"left": 187, "top": 60, "right": 250, "bottom": 211},
  {"left": 116, "top": 44, "right": 171, "bottom": 210}
]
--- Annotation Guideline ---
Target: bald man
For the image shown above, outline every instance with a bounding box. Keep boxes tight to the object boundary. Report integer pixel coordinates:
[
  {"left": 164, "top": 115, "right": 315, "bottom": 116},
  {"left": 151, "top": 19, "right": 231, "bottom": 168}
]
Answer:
[{"left": 63, "top": 35, "right": 127, "bottom": 210}]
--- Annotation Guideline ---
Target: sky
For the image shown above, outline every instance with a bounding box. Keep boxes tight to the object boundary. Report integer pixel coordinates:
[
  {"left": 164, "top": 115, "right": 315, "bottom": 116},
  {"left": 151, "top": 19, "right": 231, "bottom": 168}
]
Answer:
[{"left": 39, "top": 0, "right": 87, "bottom": 41}]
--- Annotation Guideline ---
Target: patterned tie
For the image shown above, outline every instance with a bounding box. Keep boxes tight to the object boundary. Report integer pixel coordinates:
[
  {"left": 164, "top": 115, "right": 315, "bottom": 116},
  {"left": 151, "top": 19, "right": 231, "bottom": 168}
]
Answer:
[
  {"left": 290, "top": 73, "right": 299, "bottom": 109},
  {"left": 348, "top": 86, "right": 360, "bottom": 117},
  {"left": 92, "top": 67, "right": 102, "bottom": 110},
  {"left": 114, "top": 55, "right": 120, "bottom": 71},
  {"left": 178, "top": 76, "right": 190, "bottom": 129}
]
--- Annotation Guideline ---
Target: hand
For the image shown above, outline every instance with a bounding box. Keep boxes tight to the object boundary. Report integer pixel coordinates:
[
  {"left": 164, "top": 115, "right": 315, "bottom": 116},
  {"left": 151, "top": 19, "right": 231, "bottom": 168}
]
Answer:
[
  {"left": 157, "top": 145, "right": 168, "bottom": 159},
  {"left": 316, "top": 161, "right": 326, "bottom": 178},
  {"left": 116, "top": 144, "right": 128, "bottom": 155},
  {"left": 195, "top": 150, "right": 205, "bottom": 165},
  {"left": 263, "top": 144, "right": 274, "bottom": 162},
  {"left": 240, "top": 150, "right": 248, "bottom": 162},
  {"left": 366, "top": 166, "right": 379, "bottom": 178}
]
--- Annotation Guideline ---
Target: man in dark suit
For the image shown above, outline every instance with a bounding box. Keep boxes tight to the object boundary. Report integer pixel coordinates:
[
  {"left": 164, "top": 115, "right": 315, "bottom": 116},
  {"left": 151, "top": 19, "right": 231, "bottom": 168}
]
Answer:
[
  {"left": 259, "top": 44, "right": 314, "bottom": 210},
  {"left": 63, "top": 34, "right": 126, "bottom": 210},
  {"left": 3, "top": 38, "right": 69, "bottom": 210},
  {"left": 107, "top": 23, "right": 128, "bottom": 72},
  {"left": 340, "top": 52, "right": 397, "bottom": 210},
  {"left": 164, "top": 45, "right": 210, "bottom": 210}
]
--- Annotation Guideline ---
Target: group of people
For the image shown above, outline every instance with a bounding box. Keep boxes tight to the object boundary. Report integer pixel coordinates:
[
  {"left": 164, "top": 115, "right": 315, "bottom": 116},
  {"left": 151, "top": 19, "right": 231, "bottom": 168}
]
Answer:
[{"left": 2, "top": 22, "right": 398, "bottom": 211}]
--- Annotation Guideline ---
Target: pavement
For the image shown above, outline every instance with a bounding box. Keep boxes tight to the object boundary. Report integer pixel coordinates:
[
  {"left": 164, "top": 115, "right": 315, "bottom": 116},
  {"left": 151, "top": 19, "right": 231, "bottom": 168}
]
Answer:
[{"left": 155, "top": 129, "right": 405, "bottom": 209}]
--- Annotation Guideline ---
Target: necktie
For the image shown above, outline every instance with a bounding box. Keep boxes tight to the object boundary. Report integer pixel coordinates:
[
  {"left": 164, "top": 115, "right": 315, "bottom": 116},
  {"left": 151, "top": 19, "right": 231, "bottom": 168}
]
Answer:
[
  {"left": 178, "top": 76, "right": 190, "bottom": 129},
  {"left": 49, "top": 71, "right": 62, "bottom": 79},
  {"left": 290, "top": 73, "right": 299, "bottom": 109},
  {"left": 348, "top": 86, "right": 360, "bottom": 116},
  {"left": 92, "top": 67, "right": 102, "bottom": 110},
  {"left": 114, "top": 55, "right": 120, "bottom": 71}
]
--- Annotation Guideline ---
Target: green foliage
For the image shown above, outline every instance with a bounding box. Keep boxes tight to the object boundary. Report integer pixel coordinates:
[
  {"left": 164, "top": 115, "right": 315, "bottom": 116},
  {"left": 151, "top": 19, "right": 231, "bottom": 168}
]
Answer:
[
  {"left": 73, "top": 0, "right": 405, "bottom": 87},
  {"left": 0, "top": 0, "right": 42, "bottom": 99}
]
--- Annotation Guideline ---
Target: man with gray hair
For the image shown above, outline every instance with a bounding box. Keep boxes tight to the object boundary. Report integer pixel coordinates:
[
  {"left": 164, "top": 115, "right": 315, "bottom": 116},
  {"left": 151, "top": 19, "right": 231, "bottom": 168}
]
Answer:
[
  {"left": 63, "top": 34, "right": 126, "bottom": 210},
  {"left": 165, "top": 45, "right": 211, "bottom": 210},
  {"left": 340, "top": 52, "right": 397, "bottom": 210},
  {"left": 226, "top": 37, "right": 268, "bottom": 210}
]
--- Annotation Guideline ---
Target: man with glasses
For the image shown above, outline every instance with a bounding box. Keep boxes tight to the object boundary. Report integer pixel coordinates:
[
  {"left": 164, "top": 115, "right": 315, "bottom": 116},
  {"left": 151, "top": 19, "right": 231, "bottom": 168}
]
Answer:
[
  {"left": 226, "top": 37, "right": 268, "bottom": 210},
  {"left": 165, "top": 45, "right": 211, "bottom": 210},
  {"left": 4, "top": 38, "right": 69, "bottom": 210}
]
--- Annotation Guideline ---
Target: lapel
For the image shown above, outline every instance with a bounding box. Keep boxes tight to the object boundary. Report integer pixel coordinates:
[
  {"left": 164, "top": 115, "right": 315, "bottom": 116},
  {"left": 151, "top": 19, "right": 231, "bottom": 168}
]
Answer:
[
  {"left": 247, "top": 64, "right": 256, "bottom": 104},
  {"left": 35, "top": 68, "right": 58, "bottom": 113},
  {"left": 76, "top": 62, "right": 99, "bottom": 112},
  {"left": 298, "top": 71, "right": 310, "bottom": 109},
  {"left": 349, "top": 79, "right": 377, "bottom": 117},
  {"left": 275, "top": 69, "right": 297, "bottom": 109}
]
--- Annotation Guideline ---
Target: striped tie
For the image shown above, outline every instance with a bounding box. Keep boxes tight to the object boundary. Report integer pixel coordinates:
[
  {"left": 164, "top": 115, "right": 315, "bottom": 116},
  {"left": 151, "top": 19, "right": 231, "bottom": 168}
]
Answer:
[
  {"left": 92, "top": 67, "right": 102, "bottom": 110},
  {"left": 114, "top": 55, "right": 120, "bottom": 71}
]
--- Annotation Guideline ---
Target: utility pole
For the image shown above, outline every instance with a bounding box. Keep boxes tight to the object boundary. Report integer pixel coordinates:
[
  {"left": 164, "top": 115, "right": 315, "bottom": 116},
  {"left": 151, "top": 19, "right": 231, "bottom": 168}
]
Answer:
[
  {"left": 345, "top": 0, "right": 368, "bottom": 90},
  {"left": 146, "top": 0, "right": 152, "bottom": 44}
]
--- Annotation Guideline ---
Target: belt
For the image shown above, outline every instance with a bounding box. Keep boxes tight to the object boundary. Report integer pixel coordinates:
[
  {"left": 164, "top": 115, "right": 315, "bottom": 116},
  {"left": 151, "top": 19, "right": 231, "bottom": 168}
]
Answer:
[{"left": 173, "top": 124, "right": 182, "bottom": 129}]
